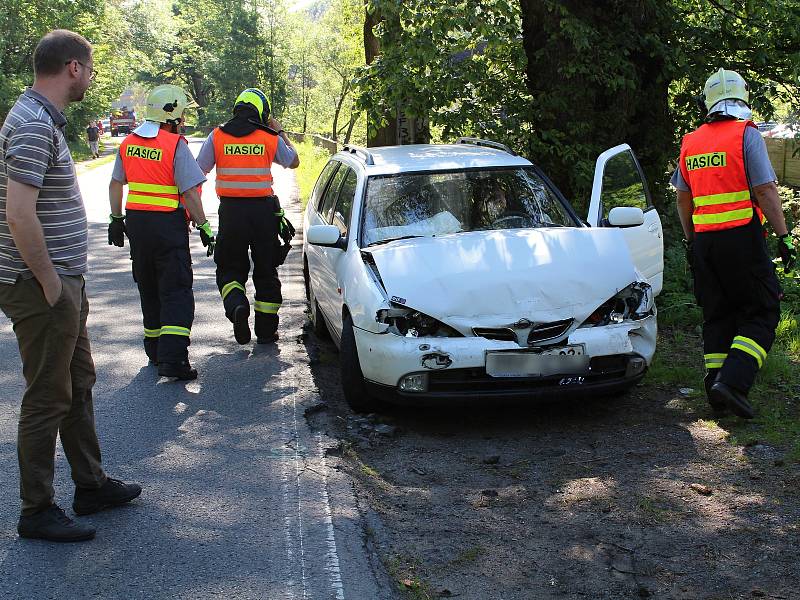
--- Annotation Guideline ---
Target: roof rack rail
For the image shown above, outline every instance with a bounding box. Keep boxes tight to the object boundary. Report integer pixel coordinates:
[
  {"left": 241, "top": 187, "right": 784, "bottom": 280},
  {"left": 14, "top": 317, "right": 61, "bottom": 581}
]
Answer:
[
  {"left": 455, "top": 137, "right": 516, "bottom": 156},
  {"left": 341, "top": 144, "right": 375, "bottom": 165}
]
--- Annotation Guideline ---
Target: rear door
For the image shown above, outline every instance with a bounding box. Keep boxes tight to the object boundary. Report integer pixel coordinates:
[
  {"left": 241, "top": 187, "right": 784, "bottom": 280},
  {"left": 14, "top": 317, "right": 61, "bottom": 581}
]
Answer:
[{"left": 586, "top": 144, "right": 664, "bottom": 295}]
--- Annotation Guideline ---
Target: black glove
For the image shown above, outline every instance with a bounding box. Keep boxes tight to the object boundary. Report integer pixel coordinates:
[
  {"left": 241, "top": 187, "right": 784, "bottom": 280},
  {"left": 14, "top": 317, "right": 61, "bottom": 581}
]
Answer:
[
  {"left": 275, "top": 209, "right": 295, "bottom": 245},
  {"left": 277, "top": 242, "right": 291, "bottom": 266},
  {"left": 197, "top": 221, "right": 216, "bottom": 257},
  {"left": 108, "top": 214, "right": 126, "bottom": 247},
  {"left": 777, "top": 234, "right": 796, "bottom": 272}
]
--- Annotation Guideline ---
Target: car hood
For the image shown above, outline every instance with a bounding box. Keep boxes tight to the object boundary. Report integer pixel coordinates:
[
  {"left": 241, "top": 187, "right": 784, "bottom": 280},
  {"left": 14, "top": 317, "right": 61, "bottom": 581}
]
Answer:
[{"left": 365, "top": 228, "right": 640, "bottom": 332}]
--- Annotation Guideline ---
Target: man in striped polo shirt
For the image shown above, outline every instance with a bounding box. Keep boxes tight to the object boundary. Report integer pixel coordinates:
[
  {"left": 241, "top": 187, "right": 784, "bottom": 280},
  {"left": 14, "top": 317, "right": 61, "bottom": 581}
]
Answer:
[{"left": 0, "top": 29, "right": 141, "bottom": 542}]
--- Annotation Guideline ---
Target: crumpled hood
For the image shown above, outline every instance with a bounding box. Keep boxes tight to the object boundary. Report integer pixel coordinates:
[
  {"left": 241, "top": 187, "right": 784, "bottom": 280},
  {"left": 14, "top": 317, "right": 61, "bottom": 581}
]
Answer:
[{"left": 365, "top": 229, "right": 640, "bottom": 332}]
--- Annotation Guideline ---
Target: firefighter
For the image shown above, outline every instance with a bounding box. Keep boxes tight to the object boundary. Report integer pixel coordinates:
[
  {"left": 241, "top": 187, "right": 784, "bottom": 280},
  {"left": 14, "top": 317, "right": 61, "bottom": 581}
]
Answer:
[
  {"left": 108, "top": 84, "right": 215, "bottom": 380},
  {"left": 196, "top": 88, "right": 299, "bottom": 345},
  {"left": 673, "top": 68, "right": 796, "bottom": 418}
]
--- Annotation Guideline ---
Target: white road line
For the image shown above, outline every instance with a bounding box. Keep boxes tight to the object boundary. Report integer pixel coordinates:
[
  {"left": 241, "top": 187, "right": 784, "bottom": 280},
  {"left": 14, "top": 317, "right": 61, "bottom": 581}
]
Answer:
[{"left": 317, "top": 431, "right": 346, "bottom": 600}]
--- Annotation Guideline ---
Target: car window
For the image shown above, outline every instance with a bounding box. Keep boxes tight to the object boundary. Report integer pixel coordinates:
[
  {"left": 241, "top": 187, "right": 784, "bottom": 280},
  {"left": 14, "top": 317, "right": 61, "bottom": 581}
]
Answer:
[
  {"left": 600, "top": 150, "right": 649, "bottom": 222},
  {"left": 332, "top": 168, "right": 357, "bottom": 236},
  {"left": 318, "top": 164, "right": 348, "bottom": 222},
  {"left": 361, "top": 167, "right": 576, "bottom": 246},
  {"left": 312, "top": 160, "right": 340, "bottom": 211}
]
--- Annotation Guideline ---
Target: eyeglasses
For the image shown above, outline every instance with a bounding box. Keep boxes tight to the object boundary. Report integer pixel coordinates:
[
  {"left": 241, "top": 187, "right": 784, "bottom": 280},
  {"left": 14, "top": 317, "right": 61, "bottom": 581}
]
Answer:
[{"left": 64, "top": 59, "right": 97, "bottom": 81}]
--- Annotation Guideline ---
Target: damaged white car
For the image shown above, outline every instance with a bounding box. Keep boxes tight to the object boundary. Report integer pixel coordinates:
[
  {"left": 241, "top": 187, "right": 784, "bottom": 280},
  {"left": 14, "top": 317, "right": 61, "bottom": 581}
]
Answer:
[{"left": 302, "top": 139, "right": 663, "bottom": 411}]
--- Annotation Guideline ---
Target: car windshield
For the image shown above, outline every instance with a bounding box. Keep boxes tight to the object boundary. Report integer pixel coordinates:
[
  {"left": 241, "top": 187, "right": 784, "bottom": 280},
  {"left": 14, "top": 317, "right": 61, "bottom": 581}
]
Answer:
[{"left": 361, "top": 167, "right": 576, "bottom": 246}]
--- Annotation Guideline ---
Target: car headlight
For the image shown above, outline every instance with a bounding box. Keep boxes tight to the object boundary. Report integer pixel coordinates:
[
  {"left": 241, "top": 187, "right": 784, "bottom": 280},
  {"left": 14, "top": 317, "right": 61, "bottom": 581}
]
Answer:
[
  {"left": 376, "top": 304, "right": 462, "bottom": 337},
  {"left": 579, "top": 282, "right": 653, "bottom": 327}
]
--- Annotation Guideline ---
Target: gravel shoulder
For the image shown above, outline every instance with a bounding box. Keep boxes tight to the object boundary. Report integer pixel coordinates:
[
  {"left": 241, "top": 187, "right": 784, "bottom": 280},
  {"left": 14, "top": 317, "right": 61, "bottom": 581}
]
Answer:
[{"left": 303, "top": 327, "right": 800, "bottom": 600}]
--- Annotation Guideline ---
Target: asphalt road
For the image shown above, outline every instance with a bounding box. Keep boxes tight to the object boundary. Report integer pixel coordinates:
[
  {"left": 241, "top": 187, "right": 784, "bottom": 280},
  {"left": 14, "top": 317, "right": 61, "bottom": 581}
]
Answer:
[{"left": 0, "top": 139, "right": 390, "bottom": 600}]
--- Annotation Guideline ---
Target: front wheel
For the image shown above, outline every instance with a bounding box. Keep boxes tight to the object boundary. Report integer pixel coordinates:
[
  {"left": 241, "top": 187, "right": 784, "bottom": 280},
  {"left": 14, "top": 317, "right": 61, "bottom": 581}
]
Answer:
[{"left": 340, "top": 314, "right": 380, "bottom": 413}]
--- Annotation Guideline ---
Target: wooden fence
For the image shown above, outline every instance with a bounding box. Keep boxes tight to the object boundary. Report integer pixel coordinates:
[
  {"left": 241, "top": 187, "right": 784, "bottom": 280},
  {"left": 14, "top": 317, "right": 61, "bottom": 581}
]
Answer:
[
  {"left": 765, "top": 138, "right": 800, "bottom": 187},
  {"left": 286, "top": 132, "right": 338, "bottom": 155}
]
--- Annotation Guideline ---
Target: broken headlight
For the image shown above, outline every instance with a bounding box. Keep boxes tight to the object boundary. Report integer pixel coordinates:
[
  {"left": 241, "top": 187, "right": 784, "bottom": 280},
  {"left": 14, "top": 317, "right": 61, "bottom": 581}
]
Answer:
[
  {"left": 376, "top": 305, "right": 462, "bottom": 337},
  {"left": 579, "top": 282, "right": 653, "bottom": 327}
]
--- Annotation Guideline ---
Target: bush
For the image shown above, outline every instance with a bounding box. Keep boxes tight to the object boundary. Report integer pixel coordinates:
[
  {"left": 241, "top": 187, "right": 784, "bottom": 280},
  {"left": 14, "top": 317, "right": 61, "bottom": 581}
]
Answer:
[{"left": 294, "top": 139, "right": 333, "bottom": 208}]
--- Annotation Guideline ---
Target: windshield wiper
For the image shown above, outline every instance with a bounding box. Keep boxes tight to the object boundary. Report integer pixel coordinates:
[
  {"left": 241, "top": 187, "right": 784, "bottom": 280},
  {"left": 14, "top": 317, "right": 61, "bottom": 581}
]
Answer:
[{"left": 367, "top": 235, "right": 425, "bottom": 247}]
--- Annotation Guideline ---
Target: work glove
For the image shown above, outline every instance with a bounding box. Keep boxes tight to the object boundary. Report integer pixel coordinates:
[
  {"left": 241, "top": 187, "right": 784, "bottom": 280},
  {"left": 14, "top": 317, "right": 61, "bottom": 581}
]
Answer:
[
  {"left": 777, "top": 234, "right": 796, "bottom": 272},
  {"left": 197, "top": 221, "right": 216, "bottom": 257},
  {"left": 275, "top": 209, "right": 296, "bottom": 245},
  {"left": 108, "top": 214, "right": 126, "bottom": 247}
]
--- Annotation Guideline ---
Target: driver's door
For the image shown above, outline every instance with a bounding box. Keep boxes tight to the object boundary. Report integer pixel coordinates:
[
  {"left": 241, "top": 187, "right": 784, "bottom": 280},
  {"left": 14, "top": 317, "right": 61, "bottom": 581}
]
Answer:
[{"left": 586, "top": 144, "right": 664, "bottom": 295}]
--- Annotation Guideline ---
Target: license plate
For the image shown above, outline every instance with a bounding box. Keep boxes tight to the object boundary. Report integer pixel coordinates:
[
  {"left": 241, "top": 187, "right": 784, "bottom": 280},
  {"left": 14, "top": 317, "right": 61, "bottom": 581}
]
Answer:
[{"left": 485, "top": 345, "right": 588, "bottom": 378}]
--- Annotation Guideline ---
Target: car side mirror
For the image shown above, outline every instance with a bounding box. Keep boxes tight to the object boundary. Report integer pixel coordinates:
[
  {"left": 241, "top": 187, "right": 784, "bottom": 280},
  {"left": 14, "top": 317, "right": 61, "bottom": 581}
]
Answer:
[
  {"left": 607, "top": 206, "right": 645, "bottom": 227},
  {"left": 307, "top": 224, "right": 346, "bottom": 249}
]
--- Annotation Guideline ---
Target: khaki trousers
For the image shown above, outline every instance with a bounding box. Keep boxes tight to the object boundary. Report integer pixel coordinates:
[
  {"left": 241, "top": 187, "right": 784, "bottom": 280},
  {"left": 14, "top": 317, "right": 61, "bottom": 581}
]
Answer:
[{"left": 0, "top": 275, "right": 106, "bottom": 516}]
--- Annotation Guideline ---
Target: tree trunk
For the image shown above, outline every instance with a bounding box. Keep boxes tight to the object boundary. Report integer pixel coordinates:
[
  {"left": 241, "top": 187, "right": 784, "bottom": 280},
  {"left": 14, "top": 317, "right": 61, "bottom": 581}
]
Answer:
[
  {"left": 519, "top": 0, "right": 676, "bottom": 210},
  {"left": 364, "top": 2, "right": 397, "bottom": 147}
]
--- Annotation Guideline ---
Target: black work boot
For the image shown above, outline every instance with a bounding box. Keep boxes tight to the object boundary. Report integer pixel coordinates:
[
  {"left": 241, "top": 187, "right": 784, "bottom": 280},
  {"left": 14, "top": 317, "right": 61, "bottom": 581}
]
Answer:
[
  {"left": 158, "top": 360, "right": 198, "bottom": 381},
  {"left": 710, "top": 381, "right": 755, "bottom": 419},
  {"left": 18, "top": 505, "right": 95, "bottom": 542},
  {"left": 73, "top": 477, "right": 142, "bottom": 516},
  {"left": 233, "top": 303, "right": 251, "bottom": 345},
  {"left": 256, "top": 332, "right": 279, "bottom": 344},
  {"left": 704, "top": 371, "right": 727, "bottom": 415}
]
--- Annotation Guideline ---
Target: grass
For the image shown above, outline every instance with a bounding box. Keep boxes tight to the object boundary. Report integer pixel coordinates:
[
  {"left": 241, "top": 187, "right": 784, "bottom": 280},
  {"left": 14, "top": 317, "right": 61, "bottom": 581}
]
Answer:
[
  {"left": 649, "top": 228, "right": 800, "bottom": 461},
  {"left": 294, "top": 139, "right": 333, "bottom": 208},
  {"left": 448, "top": 545, "right": 485, "bottom": 567},
  {"left": 383, "top": 554, "right": 435, "bottom": 600}
]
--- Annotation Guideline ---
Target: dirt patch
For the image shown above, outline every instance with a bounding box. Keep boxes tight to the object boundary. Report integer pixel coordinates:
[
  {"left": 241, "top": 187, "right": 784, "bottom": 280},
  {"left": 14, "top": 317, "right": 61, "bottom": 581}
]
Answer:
[{"left": 301, "top": 324, "right": 800, "bottom": 600}]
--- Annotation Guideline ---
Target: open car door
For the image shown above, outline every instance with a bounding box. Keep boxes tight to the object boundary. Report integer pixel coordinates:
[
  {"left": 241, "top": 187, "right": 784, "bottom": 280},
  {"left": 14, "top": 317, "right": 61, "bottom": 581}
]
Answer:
[{"left": 587, "top": 144, "right": 664, "bottom": 295}]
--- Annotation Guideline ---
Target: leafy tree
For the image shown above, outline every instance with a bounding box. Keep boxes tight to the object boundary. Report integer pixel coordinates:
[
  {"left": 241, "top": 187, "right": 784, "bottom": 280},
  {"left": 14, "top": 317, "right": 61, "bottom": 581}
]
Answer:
[
  {"left": 0, "top": 0, "right": 137, "bottom": 142},
  {"left": 357, "top": 0, "right": 800, "bottom": 215}
]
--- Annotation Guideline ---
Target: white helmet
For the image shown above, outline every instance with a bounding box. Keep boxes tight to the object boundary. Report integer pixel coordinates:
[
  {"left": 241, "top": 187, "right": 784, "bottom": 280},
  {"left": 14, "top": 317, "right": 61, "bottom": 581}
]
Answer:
[
  {"left": 703, "top": 68, "right": 749, "bottom": 113},
  {"left": 144, "top": 84, "right": 196, "bottom": 124}
]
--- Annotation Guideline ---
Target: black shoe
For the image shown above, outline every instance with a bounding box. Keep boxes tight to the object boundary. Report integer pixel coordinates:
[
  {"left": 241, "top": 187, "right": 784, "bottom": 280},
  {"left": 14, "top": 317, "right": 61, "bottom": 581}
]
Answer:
[
  {"left": 257, "top": 333, "right": 279, "bottom": 344},
  {"left": 73, "top": 477, "right": 142, "bottom": 516},
  {"left": 710, "top": 381, "right": 754, "bottom": 419},
  {"left": 18, "top": 505, "right": 95, "bottom": 542},
  {"left": 233, "top": 304, "right": 251, "bottom": 344},
  {"left": 704, "top": 371, "right": 727, "bottom": 415},
  {"left": 158, "top": 360, "right": 198, "bottom": 381}
]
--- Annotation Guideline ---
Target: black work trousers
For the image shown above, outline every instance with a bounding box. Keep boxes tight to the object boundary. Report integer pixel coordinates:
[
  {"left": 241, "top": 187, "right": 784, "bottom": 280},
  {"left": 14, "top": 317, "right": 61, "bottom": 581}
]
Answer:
[
  {"left": 215, "top": 196, "right": 282, "bottom": 339},
  {"left": 126, "top": 209, "right": 194, "bottom": 364},
  {"left": 692, "top": 218, "right": 781, "bottom": 394}
]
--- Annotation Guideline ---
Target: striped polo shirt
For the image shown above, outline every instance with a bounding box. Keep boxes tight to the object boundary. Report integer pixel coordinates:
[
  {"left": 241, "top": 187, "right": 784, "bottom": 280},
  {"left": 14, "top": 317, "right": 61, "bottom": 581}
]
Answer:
[{"left": 0, "top": 89, "right": 88, "bottom": 284}]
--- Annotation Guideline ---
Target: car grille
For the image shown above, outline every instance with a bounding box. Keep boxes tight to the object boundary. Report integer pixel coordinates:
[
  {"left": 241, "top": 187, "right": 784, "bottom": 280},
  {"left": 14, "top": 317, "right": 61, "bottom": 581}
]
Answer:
[
  {"left": 426, "top": 359, "right": 629, "bottom": 394},
  {"left": 473, "top": 327, "right": 517, "bottom": 342},
  {"left": 527, "top": 319, "right": 573, "bottom": 345}
]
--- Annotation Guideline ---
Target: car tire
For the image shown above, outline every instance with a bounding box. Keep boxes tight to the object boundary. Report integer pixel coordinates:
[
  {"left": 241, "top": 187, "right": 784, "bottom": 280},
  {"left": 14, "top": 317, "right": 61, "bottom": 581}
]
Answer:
[
  {"left": 308, "top": 286, "right": 329, "bottom": 339},
  {"left": 340, "top": 313, "right": 380, "bottom": 413}
]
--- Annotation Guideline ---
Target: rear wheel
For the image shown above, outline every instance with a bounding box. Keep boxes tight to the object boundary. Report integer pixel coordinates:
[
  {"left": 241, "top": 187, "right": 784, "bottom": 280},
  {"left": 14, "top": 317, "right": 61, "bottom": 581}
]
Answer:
[
  {"left": 340, "top": 314, "right": 380, "bottom": 413},
  {"left": 308, "top": 285, "right": 329, "bottom": 339}
]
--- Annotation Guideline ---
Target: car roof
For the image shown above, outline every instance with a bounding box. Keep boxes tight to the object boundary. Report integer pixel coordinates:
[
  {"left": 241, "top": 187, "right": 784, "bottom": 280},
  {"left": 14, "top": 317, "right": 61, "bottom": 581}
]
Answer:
[{"left": 333, "top": 143, "right": 533, "bottom": 176}]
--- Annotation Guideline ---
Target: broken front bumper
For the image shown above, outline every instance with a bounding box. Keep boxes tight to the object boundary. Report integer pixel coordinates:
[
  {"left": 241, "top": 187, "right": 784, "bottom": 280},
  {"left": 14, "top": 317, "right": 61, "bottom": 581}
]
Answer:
[{"left": 354, "top": 315, "right": 656, "bottom": 401}]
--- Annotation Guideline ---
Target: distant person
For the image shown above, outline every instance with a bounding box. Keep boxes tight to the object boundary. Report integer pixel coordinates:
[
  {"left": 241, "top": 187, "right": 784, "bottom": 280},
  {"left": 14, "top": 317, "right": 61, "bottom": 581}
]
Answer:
[
  {"left": 197, "top": 88, "right": 298, "bottom": 345},
  {"left": 108, "top": 84, "right": 212, "bottom": 380},
  {"left": 86, "top": 120, "right": 99, "bottom": 158},
  {"left": 96, "top": 119, "right": 104, "bottom": 136},
  {"left": 673, "top": 68, "right": 796, "bottom": 419},
  {"left": 0, "top": 29, "right": 141, "bottom": 543}
]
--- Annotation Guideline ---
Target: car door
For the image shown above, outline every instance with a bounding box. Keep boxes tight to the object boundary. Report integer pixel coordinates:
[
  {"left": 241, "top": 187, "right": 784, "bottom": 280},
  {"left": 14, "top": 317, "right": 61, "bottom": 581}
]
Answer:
[
  {"left": 586, "top": 144, "right": 664, "bottom": 295},
  {"left": 322, "top": 167, "right": 359, "bottom": 340},
  {"left": 312, "top": 164, "right": 350, "bottom": 329},
  {"left": 305, "top": 160, "right": 341, "bottom": 307}
]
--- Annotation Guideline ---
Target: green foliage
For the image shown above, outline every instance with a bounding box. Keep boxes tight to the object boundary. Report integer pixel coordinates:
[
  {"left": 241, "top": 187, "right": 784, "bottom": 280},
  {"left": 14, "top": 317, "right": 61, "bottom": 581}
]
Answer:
[
  {"left": 0, "top": 0, "right": 140, "bottom": 143},
  {"left": 358, "top": 0, "right": 800, "bottom": 213},
  {"left": 294, "top": 139, "right": 333, "bottom": 208},
  {"left": 357, "top": 0, "right": 528, "bottom": 148}
]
